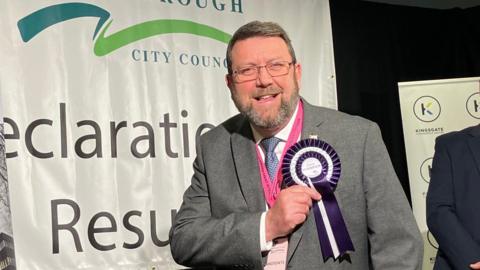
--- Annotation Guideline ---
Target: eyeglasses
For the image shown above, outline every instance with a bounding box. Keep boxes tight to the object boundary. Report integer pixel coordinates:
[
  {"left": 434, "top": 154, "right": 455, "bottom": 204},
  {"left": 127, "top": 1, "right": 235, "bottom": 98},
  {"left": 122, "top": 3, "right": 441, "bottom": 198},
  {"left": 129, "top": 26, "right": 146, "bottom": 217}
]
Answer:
[{"left": 232, "top": 61, "right": 294, "bottom": 83}]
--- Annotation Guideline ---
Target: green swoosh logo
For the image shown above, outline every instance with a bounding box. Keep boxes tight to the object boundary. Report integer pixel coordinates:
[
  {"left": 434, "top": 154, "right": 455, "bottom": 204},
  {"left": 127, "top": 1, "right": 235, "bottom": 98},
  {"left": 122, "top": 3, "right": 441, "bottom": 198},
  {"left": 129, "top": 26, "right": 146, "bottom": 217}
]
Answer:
[
  {"left": 94, "top": 19, "right": 232, "bottom": 56},
  {"left": 18, "top": 3, "right": 232, "bottom": 57}
]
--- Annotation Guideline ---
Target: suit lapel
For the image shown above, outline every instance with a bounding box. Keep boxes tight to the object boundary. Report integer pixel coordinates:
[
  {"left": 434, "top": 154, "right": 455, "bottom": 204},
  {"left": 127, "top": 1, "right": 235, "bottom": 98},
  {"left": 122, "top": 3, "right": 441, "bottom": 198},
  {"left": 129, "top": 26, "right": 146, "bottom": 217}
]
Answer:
[
  {"left": 287, "top": 100, "right": 326, "bottom": 263},
  {"left": 301, "top": 100, "right": 326, "bottom": 141},
  {"left": 467, "top": 124, "right": 480, "bottom": 176},
  {"left": 231, "top": 118, "right": 266, "bottom": 212}
]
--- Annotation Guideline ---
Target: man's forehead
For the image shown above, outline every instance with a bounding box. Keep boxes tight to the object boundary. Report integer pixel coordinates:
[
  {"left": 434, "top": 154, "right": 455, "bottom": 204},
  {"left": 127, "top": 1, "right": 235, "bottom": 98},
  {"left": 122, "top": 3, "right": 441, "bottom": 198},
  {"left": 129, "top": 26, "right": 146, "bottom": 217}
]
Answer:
[
  {"left": 232, "top": 36, "right": 287, "bottom": 49},
  {"left": 230, "top": 36, "right": 290, "bottom": 63}
]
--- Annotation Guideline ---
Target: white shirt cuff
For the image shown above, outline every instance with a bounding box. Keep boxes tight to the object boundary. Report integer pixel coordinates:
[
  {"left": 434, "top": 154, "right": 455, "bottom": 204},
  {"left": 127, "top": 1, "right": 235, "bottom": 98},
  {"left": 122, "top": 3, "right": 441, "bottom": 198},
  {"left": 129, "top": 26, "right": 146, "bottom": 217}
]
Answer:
[{"left": 260, "top": 212, "right": 273, "bottom": 251}]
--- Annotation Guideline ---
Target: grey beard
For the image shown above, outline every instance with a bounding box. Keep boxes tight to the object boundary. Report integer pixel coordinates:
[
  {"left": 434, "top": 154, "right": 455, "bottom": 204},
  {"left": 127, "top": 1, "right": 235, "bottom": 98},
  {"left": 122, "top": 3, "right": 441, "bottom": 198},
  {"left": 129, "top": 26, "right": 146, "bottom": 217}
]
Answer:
[{"left": 235, "top": 94, "right": 299, "bottom": 129}]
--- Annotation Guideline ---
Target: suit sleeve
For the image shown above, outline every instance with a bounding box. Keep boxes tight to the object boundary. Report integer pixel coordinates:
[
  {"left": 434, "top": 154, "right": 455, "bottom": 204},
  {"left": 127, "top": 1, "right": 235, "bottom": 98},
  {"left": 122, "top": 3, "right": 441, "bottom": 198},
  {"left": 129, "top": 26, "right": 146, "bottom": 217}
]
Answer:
[
  {"left": 363, "top": 122, "right": 423, "bottom": 270},
  {"left": 426, "top": 137, "right": 480, "bottom": 268},
  {"left": 169, "top": 140, "right": 263, "bottom": 269}
]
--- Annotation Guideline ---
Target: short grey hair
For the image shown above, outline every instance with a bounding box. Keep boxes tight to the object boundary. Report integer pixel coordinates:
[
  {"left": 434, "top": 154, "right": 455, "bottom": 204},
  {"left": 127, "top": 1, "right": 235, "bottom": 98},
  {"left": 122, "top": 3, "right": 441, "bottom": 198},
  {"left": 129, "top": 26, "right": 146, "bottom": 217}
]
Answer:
[{"left": 226, "top": 21, "right": 297, "bottom": 74}]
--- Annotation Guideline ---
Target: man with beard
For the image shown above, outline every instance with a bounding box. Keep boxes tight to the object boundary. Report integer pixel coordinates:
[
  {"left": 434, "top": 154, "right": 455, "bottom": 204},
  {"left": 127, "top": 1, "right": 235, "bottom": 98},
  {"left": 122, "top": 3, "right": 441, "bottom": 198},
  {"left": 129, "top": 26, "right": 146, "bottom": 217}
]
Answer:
[{"left": 170, "top": 21, "right": 422, "bottom": 269}]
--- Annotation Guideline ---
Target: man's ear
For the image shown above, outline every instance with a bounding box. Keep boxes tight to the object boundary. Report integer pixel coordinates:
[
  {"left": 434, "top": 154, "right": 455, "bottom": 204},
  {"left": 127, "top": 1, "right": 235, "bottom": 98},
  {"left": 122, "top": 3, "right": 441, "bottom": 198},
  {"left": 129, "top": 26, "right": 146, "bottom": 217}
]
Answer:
[
  {"left": 294, "top": 63, "right": 302, "bottom": 89},
  {"left": 225, "top": 74, "right": 234, "bottom": 90}
]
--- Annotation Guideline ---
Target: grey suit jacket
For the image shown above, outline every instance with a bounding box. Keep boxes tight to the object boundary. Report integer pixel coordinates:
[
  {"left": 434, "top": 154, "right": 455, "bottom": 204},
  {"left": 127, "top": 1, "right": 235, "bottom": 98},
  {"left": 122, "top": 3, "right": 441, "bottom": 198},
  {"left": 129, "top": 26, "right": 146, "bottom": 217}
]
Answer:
[
  {"left": 427, "top": 124, "right": 480, "bottom": 269},
  {"left": 170, "top": 101, "right": 423, "bottom": 269}
]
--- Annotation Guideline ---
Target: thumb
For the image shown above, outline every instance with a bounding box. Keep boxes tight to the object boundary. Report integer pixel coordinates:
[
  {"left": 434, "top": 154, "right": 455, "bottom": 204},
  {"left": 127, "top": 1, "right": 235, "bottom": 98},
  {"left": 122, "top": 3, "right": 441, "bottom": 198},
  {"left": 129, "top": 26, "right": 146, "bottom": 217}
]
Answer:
[{"left": 470, "top": 262, "right": 480, "bottom": 269}]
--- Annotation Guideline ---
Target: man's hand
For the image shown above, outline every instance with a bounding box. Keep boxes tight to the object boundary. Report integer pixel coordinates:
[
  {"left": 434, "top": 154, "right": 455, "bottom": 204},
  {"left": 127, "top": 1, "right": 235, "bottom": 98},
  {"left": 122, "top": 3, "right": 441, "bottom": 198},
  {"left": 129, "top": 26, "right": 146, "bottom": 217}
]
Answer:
[
  {"left": 470, "top": 262, "right": 480, "bottom": 269},
  {"left": 265, "top": 185, "right": 321, "bottom": 241}
]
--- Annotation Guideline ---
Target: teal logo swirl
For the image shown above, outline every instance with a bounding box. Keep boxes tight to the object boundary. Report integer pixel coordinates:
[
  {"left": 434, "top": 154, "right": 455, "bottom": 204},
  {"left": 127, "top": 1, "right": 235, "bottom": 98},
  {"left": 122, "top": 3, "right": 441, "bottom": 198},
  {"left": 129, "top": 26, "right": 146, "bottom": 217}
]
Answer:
[{"left": 18, "top": 3, "right": 232, "bottom": 56}]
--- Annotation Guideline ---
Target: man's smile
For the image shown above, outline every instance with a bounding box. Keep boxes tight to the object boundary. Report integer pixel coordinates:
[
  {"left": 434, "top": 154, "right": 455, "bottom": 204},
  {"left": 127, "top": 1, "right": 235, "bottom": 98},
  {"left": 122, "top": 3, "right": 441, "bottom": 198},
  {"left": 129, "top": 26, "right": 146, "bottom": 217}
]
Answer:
[{"left": 254, "top": 93, "right": 279, "bottom": 102}]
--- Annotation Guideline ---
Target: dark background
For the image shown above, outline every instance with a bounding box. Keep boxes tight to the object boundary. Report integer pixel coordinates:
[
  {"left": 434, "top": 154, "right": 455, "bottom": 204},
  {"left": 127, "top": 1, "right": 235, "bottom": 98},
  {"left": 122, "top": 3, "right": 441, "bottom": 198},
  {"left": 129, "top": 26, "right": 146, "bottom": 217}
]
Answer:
[{"left": 329, "top": 1, "right": 480, "bottom": 203}]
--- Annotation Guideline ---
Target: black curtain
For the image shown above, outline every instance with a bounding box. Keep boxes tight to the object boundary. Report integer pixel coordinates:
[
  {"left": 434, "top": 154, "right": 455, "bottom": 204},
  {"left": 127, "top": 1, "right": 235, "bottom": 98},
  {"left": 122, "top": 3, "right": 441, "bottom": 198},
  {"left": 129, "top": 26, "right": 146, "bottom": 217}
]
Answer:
[{"left": 330, "top": 1, "right": 480, "bottom": 203}]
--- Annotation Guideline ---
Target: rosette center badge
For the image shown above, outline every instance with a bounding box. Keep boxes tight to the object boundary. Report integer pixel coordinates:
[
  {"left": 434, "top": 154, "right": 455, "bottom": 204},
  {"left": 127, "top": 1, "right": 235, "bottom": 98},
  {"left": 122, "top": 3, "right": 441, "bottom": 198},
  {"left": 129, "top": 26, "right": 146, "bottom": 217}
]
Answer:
[{"left": 282, "top": 138, "right": 340, "bottom": 190}]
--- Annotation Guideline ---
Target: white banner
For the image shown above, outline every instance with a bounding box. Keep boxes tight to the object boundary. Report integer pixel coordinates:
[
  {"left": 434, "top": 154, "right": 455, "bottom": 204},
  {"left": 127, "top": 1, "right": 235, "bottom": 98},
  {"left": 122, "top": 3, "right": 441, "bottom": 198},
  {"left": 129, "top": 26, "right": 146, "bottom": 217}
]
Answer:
[
  {"left": 0, "top": 0, "right": 337, "bottom": 269},
  {"left": 399, "top": 77, "right": 480, "bottom": 270}
]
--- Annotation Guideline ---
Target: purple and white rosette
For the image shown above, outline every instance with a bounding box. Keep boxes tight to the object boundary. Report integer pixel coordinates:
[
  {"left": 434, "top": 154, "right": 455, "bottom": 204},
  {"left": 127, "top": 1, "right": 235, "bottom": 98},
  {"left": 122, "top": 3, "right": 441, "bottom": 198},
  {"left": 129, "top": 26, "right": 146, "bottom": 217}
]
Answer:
[{"left": 282, "top": 138, "right": 354, "bottom": 261}]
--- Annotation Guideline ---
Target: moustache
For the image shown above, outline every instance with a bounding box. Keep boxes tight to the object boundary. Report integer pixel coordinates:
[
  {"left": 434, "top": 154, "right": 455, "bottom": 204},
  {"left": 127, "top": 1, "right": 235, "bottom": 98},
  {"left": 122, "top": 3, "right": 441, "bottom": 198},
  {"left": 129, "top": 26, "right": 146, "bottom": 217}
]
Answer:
[{"left": 252, "top": 88, "right": 282, "bottom": 99}]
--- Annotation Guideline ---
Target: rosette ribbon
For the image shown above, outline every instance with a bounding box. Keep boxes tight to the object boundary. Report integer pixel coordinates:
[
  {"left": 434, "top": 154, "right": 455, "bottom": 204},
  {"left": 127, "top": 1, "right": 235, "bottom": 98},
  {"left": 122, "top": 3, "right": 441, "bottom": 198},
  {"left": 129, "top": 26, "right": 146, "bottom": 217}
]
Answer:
[{"left": 282, "top": 138, "right": 354, "bottom": 261}]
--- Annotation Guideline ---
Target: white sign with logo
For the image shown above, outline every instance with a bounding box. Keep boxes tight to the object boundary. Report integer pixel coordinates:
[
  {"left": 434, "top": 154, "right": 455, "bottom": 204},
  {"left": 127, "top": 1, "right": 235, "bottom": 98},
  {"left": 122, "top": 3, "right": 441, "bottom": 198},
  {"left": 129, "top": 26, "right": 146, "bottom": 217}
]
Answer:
[
  {"left": 0, "top": 0, "right": 337, "bottom": 269},
  {"left": 398, "top": 77, "right": 480, "bottom": 270}
]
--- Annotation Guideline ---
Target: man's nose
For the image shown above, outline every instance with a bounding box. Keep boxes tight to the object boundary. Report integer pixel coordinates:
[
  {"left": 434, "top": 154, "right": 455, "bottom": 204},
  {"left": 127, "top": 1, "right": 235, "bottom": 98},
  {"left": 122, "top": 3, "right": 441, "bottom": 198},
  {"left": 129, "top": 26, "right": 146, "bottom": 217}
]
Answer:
[{"left": 256, "top": 66, "right": 273, "bottom": 87}]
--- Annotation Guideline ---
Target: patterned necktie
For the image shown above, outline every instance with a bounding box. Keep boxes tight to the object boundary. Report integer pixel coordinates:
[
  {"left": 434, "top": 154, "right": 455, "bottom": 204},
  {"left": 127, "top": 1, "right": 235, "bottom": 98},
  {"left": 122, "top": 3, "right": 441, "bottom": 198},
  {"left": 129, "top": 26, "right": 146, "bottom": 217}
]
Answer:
[{"left": 260, "top": 137, "right": 281, "bottom": 181}]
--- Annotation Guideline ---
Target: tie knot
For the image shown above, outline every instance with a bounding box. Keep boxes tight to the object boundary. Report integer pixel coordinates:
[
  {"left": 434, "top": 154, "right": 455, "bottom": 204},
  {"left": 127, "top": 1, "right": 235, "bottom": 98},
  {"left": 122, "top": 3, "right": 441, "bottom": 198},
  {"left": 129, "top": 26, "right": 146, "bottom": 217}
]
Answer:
[{"left": 260, "top": 136, "right": 281, "bottom": 153}]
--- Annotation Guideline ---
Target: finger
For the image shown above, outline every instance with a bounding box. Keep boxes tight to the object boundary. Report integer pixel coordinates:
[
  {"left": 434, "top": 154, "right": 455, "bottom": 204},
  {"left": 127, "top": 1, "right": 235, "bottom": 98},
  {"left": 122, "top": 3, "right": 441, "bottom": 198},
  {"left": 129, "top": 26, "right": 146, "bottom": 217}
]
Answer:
[
  {"left": 307, "top": 188, "right": 322, "bottom": 200},
  {"left": 287, "top": 192, "right": 315, "bottom": 207},
  {"left": 286, "top": 185, "right": 311, "bottom": 193},
  {"left": 304, "top": 204, "right": 311, "bottom": 214},
  {"left": 470, "top": 262, "right": 480, "bottom": 269},
  {"left": 292, "top": 213, "right": 308, "bottom": 225},
  {"left": 281, "top": 188, "right": 318, "bottom": 207},
  {"left": 288, "top": 185, "right": 320, "bottom": 197},
  {"left": 294, "top": 185, "right": 321, "bottom": 200},
  {"left": 288, "top": 201, "right": 313, "bottom": 216}
]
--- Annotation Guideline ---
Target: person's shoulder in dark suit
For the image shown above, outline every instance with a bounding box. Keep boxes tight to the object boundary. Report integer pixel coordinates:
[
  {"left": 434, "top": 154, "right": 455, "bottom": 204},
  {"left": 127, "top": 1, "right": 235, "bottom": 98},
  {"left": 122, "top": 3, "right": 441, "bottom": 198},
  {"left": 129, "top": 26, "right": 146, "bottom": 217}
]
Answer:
[{"left": 434, "top": 124, "right": 478, "bottom": 150}]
